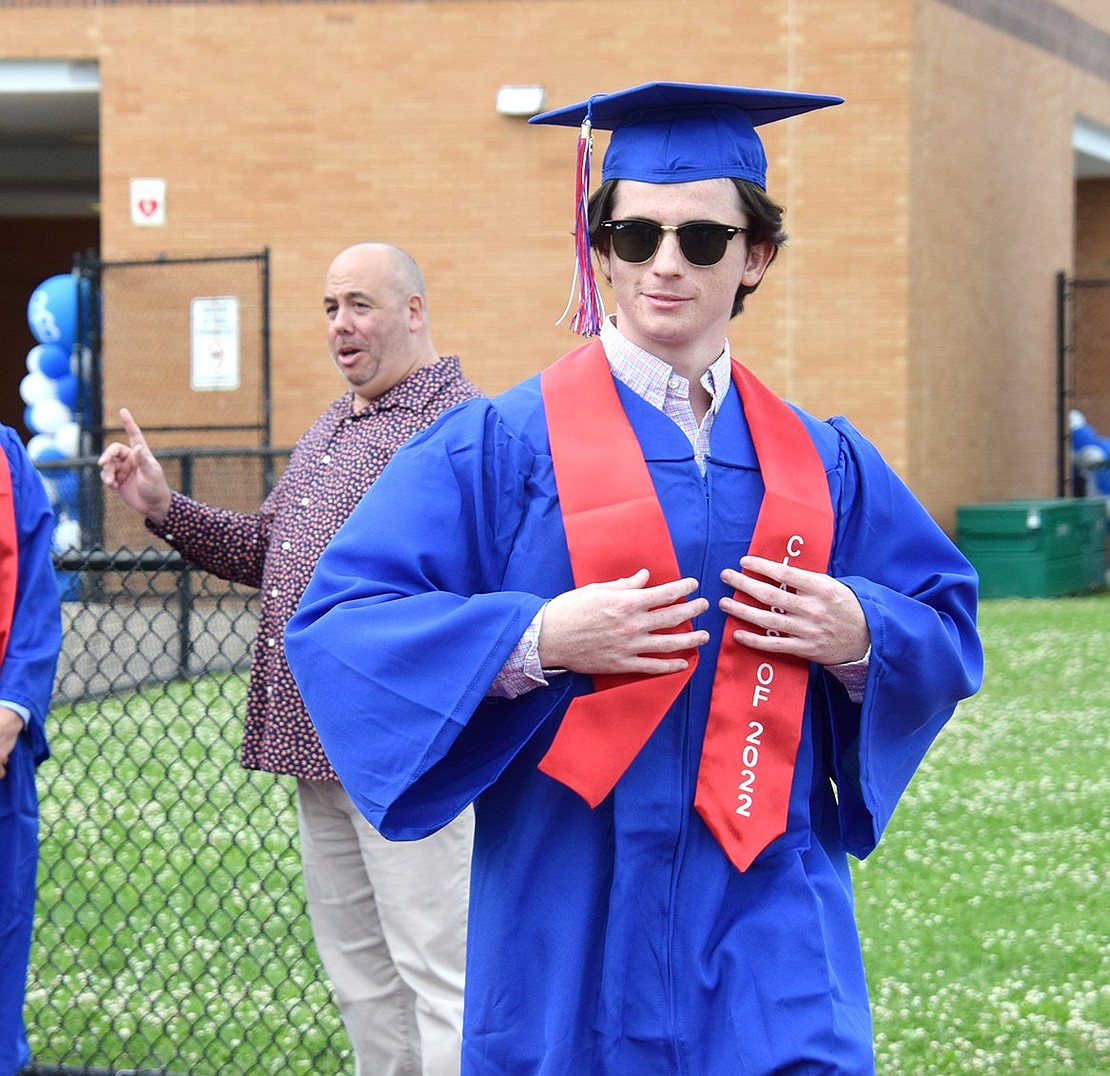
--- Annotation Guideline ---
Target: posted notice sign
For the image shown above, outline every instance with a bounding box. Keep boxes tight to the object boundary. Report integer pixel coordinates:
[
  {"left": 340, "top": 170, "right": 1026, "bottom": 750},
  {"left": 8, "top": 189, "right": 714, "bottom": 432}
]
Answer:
[
  {"left": 190, "top": 296, "right": 240, "bottom": 391},
  {"left": 130, "top": 178, "right": 166, "bottom": 226}
]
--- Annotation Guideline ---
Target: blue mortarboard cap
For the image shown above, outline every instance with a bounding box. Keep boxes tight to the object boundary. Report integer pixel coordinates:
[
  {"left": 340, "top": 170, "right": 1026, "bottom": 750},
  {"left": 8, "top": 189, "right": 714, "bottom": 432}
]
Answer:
[{"left": 529, "top": 81, "right": 843, "bottom": 189}]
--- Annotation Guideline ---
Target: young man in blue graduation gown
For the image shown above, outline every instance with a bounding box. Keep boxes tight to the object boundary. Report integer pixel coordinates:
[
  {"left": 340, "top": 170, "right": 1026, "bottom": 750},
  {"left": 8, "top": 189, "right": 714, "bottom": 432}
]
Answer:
[
  {"left": 286, "top": 82, "right": 983, "bottom": 1075},
  {"left": 0, "top": 425, "right": 62, "bottom": 1076}
]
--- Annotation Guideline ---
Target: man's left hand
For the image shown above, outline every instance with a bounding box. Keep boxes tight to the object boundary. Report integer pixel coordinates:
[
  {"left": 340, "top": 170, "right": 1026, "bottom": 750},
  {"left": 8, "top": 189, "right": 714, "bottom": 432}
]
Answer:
[{"left": 719, "top": 555, "right": 869, "bottom": 666}]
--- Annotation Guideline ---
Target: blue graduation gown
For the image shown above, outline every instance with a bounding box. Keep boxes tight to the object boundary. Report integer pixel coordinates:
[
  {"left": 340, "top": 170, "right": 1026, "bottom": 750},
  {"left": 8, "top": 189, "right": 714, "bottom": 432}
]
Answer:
[
  {"left": 286, "top": 372, "right": 982, "bottom": 1075},
  {"left": 0, "top": 426, "right": 62, "bottom": 1076}
]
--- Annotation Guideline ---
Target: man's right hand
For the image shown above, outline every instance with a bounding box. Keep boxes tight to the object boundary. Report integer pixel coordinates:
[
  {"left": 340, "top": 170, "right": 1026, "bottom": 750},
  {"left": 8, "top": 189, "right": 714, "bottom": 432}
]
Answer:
[
  {"left": 97, "top": 408, "right": 173, "bottom": 524},
  {"left": 537, "top": 569, "right": 710, "bottom": 676}
]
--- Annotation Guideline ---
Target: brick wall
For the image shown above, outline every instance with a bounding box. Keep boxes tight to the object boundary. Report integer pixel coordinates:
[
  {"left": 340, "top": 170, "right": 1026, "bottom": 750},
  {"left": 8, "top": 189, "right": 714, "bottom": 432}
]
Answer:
[
  {"left": 910, "top": 1, "right": 1110, "bottom": 517},
  {"left": 3, "top": 0, "right": 1108, "bottom": 528}
]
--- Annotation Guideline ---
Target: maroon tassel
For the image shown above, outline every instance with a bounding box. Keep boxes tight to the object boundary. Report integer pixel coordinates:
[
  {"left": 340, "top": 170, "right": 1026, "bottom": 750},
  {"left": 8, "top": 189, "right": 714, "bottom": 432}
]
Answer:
[{"left": 557, "top": 117, "right": 604, "bottom": 337}]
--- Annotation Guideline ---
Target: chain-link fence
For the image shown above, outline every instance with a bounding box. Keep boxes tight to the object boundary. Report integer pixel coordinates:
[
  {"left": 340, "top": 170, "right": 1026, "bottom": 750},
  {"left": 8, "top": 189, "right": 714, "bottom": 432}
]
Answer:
[
  {"left": 1068, "top": 278, "right": 1110, "bottom": 435},
  {"left": 1059, "top": 273, "right": 1110, "bottom": 497},
  {"left": 74, "top": 250, "right": 272, "bottom": 462},
  {"left": 26, "top": 448, "right": 354, "bottom": 1076}
]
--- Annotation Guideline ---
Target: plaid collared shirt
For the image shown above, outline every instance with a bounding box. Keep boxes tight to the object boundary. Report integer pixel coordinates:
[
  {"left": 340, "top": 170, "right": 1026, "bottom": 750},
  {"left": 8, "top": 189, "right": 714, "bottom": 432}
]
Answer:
[{"left": 602, "top": 317, "right": 733, "bottom": 476}]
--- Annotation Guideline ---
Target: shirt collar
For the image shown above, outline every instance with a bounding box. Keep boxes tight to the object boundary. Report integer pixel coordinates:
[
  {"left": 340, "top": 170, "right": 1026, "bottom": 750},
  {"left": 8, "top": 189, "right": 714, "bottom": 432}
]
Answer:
[
  {"left": 600, "top": 317, "right": 733, "bottom": 414},
  {"left": 338, "top": 355, "right": 461, "bottom": 418}
]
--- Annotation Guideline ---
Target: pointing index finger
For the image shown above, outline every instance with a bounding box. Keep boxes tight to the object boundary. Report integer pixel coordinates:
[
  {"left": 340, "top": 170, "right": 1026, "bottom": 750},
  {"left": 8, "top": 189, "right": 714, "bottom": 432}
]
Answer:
[{"left": 119, "top": 408, "right": 147, "bottom": 450}]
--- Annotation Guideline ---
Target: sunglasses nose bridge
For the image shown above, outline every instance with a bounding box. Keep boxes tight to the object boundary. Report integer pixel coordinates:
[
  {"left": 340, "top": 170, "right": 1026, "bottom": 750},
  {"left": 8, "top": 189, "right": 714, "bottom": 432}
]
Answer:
[{"left": 652, "top": 225, "right": 687, "bottom": 266}]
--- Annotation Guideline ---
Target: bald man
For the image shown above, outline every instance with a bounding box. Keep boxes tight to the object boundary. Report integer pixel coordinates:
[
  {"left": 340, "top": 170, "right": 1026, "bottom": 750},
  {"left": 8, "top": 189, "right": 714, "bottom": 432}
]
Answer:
[{"left": 100, "top": 244, "right": 482, "bottom": 1076}]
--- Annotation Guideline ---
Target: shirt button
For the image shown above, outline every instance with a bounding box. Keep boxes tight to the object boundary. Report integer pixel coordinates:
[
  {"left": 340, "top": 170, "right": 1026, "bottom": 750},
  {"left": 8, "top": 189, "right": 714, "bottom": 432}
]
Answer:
[
  {"left": 267, "top": 637, "right": 276, "bottom": 647},
  {"left": 270, "top": 587, "right": 280, "bottom": 598},
  {"left": 668, "top": 375, "right": 681, "bottom": 389},
  {"left": 281, "top": 541, "right": 291, "bottom": 551},
  {"left": 321, "top": 455, "right": 332, "bottom": 465},
  {"left": 300, "top": 496, "right": 310, "bottom": 507}
]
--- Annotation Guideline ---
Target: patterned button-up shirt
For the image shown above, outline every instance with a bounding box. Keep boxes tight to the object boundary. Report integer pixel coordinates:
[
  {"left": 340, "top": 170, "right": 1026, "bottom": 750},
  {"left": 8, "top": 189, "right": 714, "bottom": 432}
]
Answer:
[{"left": 149, "top": 356, "right": 483, "bottom": 780}]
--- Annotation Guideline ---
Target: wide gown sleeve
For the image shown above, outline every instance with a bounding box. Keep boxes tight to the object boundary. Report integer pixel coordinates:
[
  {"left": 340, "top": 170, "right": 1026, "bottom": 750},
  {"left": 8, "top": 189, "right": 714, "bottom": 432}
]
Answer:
[
  {"left": 823, "top": 416, "right": 984, "bottom": 857},
  {"left": 286, "top": 398, "right": 566, "bottom": 838}
]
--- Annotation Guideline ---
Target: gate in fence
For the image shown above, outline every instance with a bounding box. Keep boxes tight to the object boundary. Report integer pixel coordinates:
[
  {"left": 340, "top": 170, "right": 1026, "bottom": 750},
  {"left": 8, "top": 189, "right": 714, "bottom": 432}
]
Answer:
[
  {"left": 1057, "top": 272, "right": 1110, "bottom": 497},
  {"left": 27, "top": 447, "right": 354, "bottom": 1076},
  {"left": 68, "top": 249, "right": 272, "bottom": 556}
]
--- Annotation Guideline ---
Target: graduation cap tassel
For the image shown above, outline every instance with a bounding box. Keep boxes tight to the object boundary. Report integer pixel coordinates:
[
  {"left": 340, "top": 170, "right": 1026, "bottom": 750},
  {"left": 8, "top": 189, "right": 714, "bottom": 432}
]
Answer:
[{"left": 558, "top": 118, "right": 604, "bottom": 338}]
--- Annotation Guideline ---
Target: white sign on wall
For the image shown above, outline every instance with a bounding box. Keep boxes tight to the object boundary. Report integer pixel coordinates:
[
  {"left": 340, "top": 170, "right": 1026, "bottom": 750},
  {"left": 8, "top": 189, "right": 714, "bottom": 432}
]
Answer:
[
  {"left": 130, "top": 178, "right": 166, "bottom": 226},
  {"left": 190, "top": 296, "right": 240, "bottom": 391}
]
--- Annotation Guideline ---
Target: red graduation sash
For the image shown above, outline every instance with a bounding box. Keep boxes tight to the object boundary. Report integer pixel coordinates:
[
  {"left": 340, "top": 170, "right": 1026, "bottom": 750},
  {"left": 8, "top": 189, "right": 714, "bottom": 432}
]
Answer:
[
  {"left": 538, "top": 342, "right": 700, "bottom": 801},
  {"left": 539, "top": 341, "right": 833, "bottom": 871},
  {"left": 0, "top": 447, "right": 18, "bottom": 670}
]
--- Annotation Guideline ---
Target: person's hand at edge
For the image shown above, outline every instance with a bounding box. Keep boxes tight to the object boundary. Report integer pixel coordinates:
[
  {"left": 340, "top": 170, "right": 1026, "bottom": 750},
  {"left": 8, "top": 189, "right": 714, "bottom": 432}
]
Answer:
[{"left": 98, "top": 407, "right": 173, "bottom": 525}]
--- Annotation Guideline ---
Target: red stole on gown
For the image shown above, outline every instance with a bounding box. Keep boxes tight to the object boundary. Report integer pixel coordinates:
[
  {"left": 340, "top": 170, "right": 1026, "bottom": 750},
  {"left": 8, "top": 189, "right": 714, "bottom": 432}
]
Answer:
[
  {"left": 539, "top": 340, "right": 834, "bottom": 871},
  {"left": 0, "top": 447, "right": 19, "bottom": 669}
]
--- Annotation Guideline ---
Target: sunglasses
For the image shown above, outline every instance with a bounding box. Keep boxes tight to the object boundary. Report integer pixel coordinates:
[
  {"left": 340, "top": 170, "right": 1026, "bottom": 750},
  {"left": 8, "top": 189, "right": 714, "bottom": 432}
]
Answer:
[{"left": 600, "top": 218, "right": 749, "bottom": 267}]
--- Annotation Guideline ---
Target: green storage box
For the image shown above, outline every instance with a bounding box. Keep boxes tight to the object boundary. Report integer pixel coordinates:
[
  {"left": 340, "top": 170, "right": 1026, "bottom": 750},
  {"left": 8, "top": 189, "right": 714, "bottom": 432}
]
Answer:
[
  {"left": 1073, "top": 497, "right": 1109, "bottom": 592},
  {"left": 955, "top": 498, "right": 1108, "bottom": 599}
]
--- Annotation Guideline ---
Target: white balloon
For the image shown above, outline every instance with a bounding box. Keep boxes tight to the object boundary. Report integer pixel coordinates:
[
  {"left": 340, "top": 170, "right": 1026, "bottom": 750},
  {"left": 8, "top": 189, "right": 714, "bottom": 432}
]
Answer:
[
  {"left": 54, "top": 421, "right": 81, "bottom": 458},
  {"left": 1076, "top": 444, "right": 1108, "bottom": 467},
  {"left": 53, "top": 517, "right": 82, "bottom": 551},
  {"left": 27, "top": 433, "right": 59, "bottom": 461},
  {"left": 28, "top": 397, "right": 73, "bottom": 435},
  {"left": 19, "top": 370, "right": 57, "bottom": 406}
]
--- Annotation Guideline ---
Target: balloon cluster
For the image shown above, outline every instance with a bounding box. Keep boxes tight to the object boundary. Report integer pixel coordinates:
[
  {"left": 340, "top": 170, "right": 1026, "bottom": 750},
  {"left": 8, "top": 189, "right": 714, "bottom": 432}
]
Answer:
[
  {"left": 1070, "top": 410, "right": 1110, "bottom": 528},
  {"left": 20, "top": 272, "right": 88, "bottom": 553}
]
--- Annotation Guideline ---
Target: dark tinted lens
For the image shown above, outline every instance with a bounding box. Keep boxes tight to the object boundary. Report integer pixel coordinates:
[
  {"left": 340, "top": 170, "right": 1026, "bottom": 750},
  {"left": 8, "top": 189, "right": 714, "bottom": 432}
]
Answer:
[
  {"left": 677, "top": 224, "right": 731, "bottom": 266},
  {"left": 609, "top": 221, "right": 662, "bottom": 263}
]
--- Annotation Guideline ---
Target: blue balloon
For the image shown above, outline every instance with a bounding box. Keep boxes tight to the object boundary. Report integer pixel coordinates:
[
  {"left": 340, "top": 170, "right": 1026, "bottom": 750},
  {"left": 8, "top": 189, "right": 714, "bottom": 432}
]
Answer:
[
  {"left": 1072, "top": 423, "right": 1100, "bottom": 453},
  {"left": 54, "top": 374, "right": 79, "bottom": 409},
  {"left": 33, "top": 445, "right": 67, "bottom": 464},
  {"left": 1095, "top": 438, "right": 1110, "bottom": 497},
  {"left": 27, "top": 274, "right": 79, "bottom": 350},
  {"left": 54, "top": 470, "right": 80, "bottom": 509},
  {"left": 28, "top": 342, "right": 72, "bottom": 380},
  {"left": 41, "top": 468, "right": 80, "bottom": 512}
]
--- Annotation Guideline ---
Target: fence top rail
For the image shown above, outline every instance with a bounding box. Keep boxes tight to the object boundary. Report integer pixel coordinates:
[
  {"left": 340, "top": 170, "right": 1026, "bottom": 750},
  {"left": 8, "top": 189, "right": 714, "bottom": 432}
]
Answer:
[
  {"left": 33, "top": 446, "right": 292, "bottom": 471},
  {"left": 53, "top": 548, "right": 189, "bottom": 572},
  {"left": 78, "top": 251, "right": 269, "bottom": 271}
]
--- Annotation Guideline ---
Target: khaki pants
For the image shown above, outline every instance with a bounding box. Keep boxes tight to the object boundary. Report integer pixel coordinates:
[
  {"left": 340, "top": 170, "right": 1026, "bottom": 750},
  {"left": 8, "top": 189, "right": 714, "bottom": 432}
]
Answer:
[{"left": 296, "top": 779, "right": 472, "bottom": 1076}]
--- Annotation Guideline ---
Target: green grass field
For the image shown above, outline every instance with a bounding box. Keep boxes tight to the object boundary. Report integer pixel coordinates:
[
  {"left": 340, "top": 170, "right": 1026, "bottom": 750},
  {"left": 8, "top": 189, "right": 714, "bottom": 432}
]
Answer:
[
  {"left": 29, "top": 675, "right": 349, "bottom": 1074},
  {"left": 855, "top": 593, "right": 1110, "bottom": 1073},
  {"left": 26, "top": 592, "right": 1110, "bottom": 1073}
]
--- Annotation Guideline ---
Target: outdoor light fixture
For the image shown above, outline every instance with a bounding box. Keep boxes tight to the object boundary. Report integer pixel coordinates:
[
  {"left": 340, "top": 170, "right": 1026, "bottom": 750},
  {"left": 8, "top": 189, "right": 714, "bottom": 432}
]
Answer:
[{"left": 496, "top": 84, "right": 546, "bottom": 117}]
